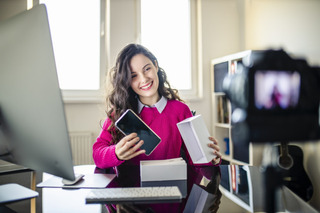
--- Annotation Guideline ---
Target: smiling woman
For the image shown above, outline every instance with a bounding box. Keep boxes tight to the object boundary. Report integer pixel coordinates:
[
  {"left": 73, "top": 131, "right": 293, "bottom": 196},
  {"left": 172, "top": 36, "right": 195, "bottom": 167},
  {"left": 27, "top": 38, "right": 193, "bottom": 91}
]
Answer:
[{"left": 92, "top": 43, "right": 221, "bottom": 170}]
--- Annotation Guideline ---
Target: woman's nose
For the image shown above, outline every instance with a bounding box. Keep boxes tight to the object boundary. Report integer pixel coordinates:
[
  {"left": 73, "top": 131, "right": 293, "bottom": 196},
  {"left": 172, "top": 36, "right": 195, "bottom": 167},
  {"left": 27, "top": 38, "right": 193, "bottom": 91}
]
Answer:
[{"left": 139, "top": 73, "right": 148, "bottom": 83}]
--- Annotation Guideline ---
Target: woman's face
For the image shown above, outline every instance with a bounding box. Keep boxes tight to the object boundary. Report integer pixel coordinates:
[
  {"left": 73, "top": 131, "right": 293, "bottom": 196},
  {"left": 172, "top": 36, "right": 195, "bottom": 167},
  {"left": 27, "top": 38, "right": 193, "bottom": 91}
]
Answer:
[{"left": 129, "top": 53, "right": 160, "bottom": 105}]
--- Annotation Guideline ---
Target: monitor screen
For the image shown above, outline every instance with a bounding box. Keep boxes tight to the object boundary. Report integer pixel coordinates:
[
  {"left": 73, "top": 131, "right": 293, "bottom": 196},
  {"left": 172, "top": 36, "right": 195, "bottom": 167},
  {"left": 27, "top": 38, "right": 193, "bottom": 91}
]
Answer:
[{"left": 0, "top": 4, "right": 75, "bottom": 181}]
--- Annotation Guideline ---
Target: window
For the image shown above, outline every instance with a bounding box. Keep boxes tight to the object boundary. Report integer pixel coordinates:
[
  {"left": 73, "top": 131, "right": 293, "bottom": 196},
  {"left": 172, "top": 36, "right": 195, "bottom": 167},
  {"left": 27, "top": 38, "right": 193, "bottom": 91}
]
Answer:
[
  {"left": 39, "top": 0, "right": 102, "bottom": 101},
  {"left": 140, "top": 0, "right": 201, "bottom": 99},
  {"left": 37, "top": 0, "right": 200, "bottom": 101}
]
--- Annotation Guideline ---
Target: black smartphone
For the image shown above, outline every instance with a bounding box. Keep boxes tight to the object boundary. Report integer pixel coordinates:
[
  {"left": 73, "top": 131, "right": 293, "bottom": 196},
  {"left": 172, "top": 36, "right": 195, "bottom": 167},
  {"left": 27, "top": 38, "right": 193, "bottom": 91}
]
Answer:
[{"left": 115, "top": 109, "right": 161, "bottom": 156}]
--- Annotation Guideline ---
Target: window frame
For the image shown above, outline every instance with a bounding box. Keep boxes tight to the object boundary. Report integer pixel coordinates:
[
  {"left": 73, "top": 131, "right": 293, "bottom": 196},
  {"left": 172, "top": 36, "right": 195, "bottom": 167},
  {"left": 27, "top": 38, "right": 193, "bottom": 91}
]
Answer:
[
  {"left": 137, "top": 0, "right": 203, "bottom": 101},
  {"left": 55, "top": 0, "right": 109, "bottom": 104}
]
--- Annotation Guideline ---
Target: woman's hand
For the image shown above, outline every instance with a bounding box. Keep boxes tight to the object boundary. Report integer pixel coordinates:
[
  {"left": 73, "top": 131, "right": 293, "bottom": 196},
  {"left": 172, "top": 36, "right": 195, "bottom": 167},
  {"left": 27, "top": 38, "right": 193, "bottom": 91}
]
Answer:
[
  {"left": 115, "top": 133, "right": 146, "bottom": 161},
  {"left": 208, "top": 136, "right": 222, "bottom": 165}
]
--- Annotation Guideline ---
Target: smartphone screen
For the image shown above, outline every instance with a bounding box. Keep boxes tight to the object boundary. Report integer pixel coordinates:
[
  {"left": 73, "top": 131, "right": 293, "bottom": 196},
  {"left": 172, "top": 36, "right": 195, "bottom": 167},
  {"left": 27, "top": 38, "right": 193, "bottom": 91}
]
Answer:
[{"left": 115, "top": 109, "right": 161, "bottom": 155}]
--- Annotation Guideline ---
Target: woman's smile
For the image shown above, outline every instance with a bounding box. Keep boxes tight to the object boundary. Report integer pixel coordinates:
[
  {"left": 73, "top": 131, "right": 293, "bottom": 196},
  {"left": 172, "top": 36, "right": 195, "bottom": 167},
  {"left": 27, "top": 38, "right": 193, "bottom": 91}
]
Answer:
[{"left": 140, "top": 81, "right": 153, "bottom": 90}]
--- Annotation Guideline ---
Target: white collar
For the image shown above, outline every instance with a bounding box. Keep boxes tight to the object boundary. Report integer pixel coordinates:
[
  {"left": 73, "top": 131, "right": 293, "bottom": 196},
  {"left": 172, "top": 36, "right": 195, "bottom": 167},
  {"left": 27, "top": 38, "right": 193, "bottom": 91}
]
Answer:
[{"left": 137, "top": 96, "right": 167, "bottom": 114}]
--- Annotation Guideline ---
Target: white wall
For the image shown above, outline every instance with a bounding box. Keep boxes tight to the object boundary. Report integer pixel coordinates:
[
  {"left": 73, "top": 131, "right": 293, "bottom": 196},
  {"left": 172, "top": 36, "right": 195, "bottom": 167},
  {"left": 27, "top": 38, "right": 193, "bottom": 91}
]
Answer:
[{"left": 244, "top": 0, "right": 320, "bottom": 65}]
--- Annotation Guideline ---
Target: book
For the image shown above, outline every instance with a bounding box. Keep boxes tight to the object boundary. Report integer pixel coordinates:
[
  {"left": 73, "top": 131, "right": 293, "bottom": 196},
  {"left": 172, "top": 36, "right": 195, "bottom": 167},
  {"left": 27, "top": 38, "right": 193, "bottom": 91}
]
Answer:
[
  {"left": 177, "top": 115, "right": 216, "bottom": 164},
  {"left": 222, "top": 96, "right": 229, "bottom": 123},
  {"left": 140, "top": 157, "right": 187, "bottom": 182},
  {"left": 217, "top": 96, "right": 224, "bottom": 123},
  {"left": 217, "top": 96, "right": 229, "bottom": 124}
]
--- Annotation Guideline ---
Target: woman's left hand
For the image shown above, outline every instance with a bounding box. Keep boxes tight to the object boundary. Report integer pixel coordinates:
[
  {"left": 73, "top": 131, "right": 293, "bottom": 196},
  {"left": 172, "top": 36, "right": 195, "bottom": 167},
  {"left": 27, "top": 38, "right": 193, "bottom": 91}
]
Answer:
[{"left": 208, "top": 136, "right": 222, "bottom": 165}]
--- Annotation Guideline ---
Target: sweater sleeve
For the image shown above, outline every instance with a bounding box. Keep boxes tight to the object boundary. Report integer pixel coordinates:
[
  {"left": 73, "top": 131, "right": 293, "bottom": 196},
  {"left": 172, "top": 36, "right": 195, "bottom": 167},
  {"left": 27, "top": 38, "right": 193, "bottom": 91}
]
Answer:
[{"left": 92, "top": 118, "right": 124, "bottom": 169}]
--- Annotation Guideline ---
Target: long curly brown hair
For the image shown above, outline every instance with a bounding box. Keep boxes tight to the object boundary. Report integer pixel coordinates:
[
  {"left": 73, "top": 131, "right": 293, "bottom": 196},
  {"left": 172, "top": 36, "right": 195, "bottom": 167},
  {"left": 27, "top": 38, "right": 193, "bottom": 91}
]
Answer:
[{"left": 106, "top": 43, "right": 183, "bottom": 144}]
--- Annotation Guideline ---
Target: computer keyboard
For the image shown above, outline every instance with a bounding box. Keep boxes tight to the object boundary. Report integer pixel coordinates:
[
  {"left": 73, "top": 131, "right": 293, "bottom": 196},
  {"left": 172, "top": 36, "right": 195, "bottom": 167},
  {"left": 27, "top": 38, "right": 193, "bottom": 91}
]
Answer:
[{"left": 85, "top": 186, "right": 182, "bottom": 204}]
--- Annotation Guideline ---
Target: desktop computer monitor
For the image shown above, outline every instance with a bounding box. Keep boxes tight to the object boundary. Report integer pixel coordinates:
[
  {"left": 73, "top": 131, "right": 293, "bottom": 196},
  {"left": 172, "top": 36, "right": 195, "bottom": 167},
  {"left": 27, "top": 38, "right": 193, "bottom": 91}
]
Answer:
[{"left": 0, "top": 4, "right": 75, "bottom": 181}]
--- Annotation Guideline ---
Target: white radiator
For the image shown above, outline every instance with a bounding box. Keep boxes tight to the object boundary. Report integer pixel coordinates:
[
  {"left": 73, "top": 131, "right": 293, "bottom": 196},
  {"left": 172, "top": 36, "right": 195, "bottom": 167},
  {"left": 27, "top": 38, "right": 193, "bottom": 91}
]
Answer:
[{"left": 69, "top": 132, "right": 94, "bottom": 165}]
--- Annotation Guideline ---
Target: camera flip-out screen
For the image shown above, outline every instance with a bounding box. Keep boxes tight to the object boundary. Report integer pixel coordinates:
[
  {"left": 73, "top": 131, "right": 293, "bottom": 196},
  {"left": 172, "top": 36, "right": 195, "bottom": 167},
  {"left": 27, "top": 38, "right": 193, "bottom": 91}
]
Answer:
[{"left": 254, "top": 70, "right": 300, "bottom": 110}]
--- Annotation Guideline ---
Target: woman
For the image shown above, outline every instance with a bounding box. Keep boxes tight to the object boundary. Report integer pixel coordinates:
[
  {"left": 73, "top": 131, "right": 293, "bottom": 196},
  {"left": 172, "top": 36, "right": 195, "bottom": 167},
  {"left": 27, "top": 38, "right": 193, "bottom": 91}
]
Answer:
[{"left": 93, "top": 43, "right": 221, "bottom": 169}]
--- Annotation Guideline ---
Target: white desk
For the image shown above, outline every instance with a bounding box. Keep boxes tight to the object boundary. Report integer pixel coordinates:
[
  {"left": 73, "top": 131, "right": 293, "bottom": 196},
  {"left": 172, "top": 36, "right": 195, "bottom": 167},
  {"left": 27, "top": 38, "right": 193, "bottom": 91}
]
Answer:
[{"left": 41, "top": 165, "right": 104, "bottom": 213}]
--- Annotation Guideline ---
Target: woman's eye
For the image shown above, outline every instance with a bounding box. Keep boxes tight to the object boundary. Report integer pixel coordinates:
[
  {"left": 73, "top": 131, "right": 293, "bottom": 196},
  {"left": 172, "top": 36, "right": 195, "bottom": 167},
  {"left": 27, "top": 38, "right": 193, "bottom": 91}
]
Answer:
[{"left": 131, "top": 74, "right": 137, "bottom": 79}]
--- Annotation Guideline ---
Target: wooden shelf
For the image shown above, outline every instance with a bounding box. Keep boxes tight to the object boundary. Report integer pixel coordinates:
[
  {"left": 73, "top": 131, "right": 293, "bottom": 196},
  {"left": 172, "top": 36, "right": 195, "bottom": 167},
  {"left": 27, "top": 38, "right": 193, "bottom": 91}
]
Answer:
[{"left": 215, "top": 123, "right": 230, "bottom": 128}]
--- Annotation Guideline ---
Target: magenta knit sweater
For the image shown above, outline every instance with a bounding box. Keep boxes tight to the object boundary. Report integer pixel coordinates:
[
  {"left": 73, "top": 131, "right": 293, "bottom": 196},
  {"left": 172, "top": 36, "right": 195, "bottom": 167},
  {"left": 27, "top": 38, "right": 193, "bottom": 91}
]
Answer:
[{"left": 92, "top": 100, "right": 193, "bottom": 169}]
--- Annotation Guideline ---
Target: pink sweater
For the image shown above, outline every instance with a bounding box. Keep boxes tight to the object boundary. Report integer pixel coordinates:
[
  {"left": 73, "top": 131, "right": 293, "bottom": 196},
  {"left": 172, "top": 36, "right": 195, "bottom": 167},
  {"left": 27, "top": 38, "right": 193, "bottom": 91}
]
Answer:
[{"left": 92, "top": 100, "right": 193, "bottom": 169}]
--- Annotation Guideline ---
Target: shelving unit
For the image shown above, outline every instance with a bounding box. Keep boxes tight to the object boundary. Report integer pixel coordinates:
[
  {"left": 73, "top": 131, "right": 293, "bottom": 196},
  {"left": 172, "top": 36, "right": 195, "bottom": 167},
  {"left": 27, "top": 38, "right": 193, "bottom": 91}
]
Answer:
[{"left": 211, "top": 51, "right": 261, "bottom": 165}]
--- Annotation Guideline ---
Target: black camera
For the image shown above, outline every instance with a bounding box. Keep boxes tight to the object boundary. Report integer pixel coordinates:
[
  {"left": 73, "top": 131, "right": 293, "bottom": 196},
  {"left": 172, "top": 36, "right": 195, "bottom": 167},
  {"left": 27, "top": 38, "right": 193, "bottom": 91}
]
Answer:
[{"left": 223, "top": 49, "right": 320, "bottom": 144}]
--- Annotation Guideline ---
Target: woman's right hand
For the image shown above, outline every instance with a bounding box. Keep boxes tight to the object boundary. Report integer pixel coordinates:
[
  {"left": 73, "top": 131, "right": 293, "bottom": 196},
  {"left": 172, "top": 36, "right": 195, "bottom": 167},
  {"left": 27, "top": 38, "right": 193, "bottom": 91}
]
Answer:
[{"left": 115, "top": 133, "right": 146, "bottom": 160}]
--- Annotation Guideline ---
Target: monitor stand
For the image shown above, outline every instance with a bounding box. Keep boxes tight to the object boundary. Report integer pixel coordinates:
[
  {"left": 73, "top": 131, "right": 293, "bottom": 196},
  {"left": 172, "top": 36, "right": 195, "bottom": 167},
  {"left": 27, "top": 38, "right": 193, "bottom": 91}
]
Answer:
[{"left": 62, "top": 174, "right": 85, "bottom": 185}]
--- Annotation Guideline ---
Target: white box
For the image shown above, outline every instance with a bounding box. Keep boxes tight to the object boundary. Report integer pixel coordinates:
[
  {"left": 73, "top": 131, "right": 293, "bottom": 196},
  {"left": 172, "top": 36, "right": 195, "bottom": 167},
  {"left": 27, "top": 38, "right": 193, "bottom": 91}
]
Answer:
[
  {"left": 177, "top": 115, "right": 216, "bottom": 164},
  {"left": 140, "top": 158, "right": 187, "bottom": 182},
  {"left": 183, "top": 184, "right": 214, "bottom": 213}
]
